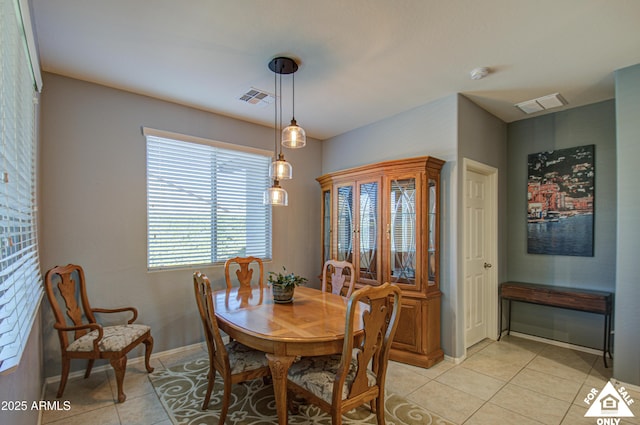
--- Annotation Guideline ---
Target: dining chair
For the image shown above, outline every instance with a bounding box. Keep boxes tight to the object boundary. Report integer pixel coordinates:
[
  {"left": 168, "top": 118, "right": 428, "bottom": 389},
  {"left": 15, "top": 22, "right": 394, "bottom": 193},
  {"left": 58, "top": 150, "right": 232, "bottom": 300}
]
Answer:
[
  {"left": 193, "top": 271, "right": 271, "bottom": 423},
  {"left": 321, "top": 259, "right": 356, "bottom": 297},
  {"left": 224, "top": 256, "right": 264, "bottom": 289},
  {"left": 44, "top": 264, "right": 154, "bottom": 403},
  {"left": 287, "top": 282, "right": 402, "bottom": 425}
]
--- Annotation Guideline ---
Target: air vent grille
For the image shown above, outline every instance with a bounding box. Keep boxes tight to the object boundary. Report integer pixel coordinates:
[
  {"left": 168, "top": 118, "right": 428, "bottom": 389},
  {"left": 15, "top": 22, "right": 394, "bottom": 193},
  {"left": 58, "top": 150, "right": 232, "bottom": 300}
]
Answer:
[
  {"left": 239, "top": 88, "right": 274, "bottom": 106},
  {"left": 515, "top": 93, "right": 567, "bottom": 114}
]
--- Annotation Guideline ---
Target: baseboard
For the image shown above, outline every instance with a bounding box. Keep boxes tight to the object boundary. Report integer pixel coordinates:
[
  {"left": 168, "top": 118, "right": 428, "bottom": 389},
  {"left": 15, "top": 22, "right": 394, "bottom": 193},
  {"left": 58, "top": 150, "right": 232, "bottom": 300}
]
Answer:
[
  {"left": 448, "top": 332, "right": 606, "bottom": 368},
  {"left": 610, "top": 378, "right": 640, "bottom": 393},
  {"left": 444, "top": 354, "right": 465, "bottom": 364},
  {"left": 506, "top": 331, "right": 604, "bottom": 356},
  {"left": 37, "top": 375, "right": 46, "bottom": 425},
  {"left": 43, "top": 342, "right": 206, "bottom": 386}
]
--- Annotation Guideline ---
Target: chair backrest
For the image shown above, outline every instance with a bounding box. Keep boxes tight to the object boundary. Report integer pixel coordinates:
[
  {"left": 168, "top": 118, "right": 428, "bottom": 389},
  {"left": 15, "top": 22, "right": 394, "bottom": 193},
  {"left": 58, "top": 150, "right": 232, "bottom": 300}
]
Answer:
[
  {"left": 337, "top": 282, "right": 401, "bottom": 401},
  {"left": 193, "top": 271, "right": 229, "bottom": 368},
  {"left": 44, "top": 264, "right": 96, "bottom": 347},
  {"left": 321, "top": 259, "right": 355, "bottom": 297},
  {"left": 224, "top": 256, "right": 264, "bottom": 289}
]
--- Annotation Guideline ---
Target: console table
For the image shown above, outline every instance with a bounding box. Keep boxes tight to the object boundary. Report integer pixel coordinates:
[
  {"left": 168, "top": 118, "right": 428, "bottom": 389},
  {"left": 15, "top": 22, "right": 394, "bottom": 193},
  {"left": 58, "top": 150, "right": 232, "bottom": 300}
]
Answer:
[{"left": 499, "top": 282, "right": 613, "bottom": 367}]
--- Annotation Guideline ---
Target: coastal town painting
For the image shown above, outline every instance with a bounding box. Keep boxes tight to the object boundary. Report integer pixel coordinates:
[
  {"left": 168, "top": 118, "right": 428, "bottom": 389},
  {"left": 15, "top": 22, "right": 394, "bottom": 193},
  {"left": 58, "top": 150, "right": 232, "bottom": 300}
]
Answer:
[{"left": 527, "top": 144, "right": 594, "bottom": 256}]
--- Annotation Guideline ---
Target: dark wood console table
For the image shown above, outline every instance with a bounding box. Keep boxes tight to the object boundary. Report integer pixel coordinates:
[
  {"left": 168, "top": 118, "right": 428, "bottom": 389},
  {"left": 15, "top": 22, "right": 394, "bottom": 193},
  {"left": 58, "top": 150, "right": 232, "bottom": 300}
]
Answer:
[{"left": 499, "top": 282, "right": 613, "bottom": 367}]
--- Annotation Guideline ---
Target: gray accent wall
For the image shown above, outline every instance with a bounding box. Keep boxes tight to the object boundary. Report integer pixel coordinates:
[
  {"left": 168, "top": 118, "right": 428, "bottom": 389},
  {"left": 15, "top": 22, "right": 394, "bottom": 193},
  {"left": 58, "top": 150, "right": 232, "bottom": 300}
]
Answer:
[
  {"left": 322, "top": 95, "right": 460, "bottom": 357},
  {"left": 38, "top": 73, "right": 322, "bottom": 378},
  {"left": 322, "top": 95, "right": 458, "bottom": 174},
  {"left": 323, "top": 94, "right": 508, "bottom": 359},
  {"left": 614, "top": 63, "right": 640, "bottom": 386},
  {"left": 506, "top": 100, "right": 617, "bottom": 349},
  {"left": 457, "top": 95, "right": 508, "bottom": 357}
]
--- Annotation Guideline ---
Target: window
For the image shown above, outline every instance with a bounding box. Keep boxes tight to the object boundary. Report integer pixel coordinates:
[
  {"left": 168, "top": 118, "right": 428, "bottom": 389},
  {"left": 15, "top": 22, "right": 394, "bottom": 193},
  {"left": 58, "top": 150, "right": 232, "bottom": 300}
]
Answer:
[
  {"left": 143, "top": 128, "right": 272, "bottom": 270},
  {"left": 0, "top": 0, "right": 43, "bottom": 373}
]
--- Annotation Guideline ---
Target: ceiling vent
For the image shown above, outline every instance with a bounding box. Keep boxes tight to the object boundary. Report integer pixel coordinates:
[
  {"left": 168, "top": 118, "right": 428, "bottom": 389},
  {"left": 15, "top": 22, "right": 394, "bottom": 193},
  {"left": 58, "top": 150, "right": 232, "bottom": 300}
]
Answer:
[
  {"left": 515, "top": 93, "right": 567, "bottom": 114},
  {"left": 239, "top": 87, "right": 274, "bottom": 106}
]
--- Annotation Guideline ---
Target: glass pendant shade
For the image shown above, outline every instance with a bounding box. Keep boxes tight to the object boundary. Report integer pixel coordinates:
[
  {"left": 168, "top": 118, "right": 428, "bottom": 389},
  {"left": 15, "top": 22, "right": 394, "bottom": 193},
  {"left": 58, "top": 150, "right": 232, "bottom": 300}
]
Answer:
[
  {"left": 282, "top": 119, "right": 306, "bottom": 148},
  {"left": 264, "top": 180, "right": 288, "bottom": 206},
  {"left": 269, "top": 153, "right": 292, "bottom": 180}
]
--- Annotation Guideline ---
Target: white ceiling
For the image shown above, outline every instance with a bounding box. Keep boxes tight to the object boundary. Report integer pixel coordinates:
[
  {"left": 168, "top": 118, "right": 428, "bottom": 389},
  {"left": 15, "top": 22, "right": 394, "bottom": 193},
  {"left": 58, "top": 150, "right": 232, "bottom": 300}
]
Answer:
[{"left": 31, "top": 0, "right": 640, "bottom": 140}]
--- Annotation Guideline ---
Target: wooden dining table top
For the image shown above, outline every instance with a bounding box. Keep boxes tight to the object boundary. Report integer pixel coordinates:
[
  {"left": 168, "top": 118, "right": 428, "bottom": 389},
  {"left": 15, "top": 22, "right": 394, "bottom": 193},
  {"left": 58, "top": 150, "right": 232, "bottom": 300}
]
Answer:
[{"left": 212, "top": 285, "right": 366, "bottom": 346}]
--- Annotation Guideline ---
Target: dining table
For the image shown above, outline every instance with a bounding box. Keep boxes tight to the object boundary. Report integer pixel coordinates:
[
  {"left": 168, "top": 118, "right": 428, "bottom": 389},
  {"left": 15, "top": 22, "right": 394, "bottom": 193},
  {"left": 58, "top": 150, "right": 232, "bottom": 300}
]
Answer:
[{"left": 212, "top": 285, "right": 367, "bottom": 425}]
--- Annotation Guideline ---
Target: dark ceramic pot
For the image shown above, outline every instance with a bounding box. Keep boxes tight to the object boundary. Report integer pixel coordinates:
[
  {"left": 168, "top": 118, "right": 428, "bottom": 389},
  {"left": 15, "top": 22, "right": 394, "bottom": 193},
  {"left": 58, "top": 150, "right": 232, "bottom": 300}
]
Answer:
[{"left": 272, "top": 284, "right": 294, "bottom": 303}]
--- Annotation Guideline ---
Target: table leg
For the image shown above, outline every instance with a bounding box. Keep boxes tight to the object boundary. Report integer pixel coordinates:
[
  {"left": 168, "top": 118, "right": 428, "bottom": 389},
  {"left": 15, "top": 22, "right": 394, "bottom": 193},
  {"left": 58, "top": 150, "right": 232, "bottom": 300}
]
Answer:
[
  {"left": 603, "top": 313, "right": 610, "bottom": 368},
  {"left": 507, "top": 299, "right": 512, "bottom": 336},
  {"left": 266, "top": 353, "right": 296, "bottom": 425},
  {"left": 498, "top": 296, "right": 503, "bottom": 341}
]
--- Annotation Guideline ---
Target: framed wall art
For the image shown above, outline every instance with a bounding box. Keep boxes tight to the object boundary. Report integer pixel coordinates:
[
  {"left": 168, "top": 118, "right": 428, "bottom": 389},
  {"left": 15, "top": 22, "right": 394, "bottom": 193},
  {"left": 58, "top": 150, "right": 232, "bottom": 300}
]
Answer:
[{"left": 527, "top": 144, "right": 594, "bottom": 256}]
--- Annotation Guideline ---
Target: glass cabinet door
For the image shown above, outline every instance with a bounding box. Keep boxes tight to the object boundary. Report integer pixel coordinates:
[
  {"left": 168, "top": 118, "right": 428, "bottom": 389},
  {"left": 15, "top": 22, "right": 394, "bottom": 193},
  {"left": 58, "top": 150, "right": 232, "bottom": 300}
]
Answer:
[
  {"left": 322, "top": 189, "right": 331, "bottom": 266},
  {"left": 427, "top": 178, "right": 437, "bottom": 284},
  {"left": 389, "top": 177, "right": 418, "bottom": 286},
  {"left": 358, "top": 181, "right": 379, "bottom": 283},
  {"left": 336, "top": 185, "right": 354, "bottom": 263}
]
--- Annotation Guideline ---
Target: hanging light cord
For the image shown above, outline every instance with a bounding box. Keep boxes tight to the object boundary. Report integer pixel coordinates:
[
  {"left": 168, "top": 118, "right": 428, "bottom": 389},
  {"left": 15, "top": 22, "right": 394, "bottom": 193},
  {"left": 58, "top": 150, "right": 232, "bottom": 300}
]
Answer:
[
  {"left": 273, "top": 69, "right": 278, "bottom": 160},
  {"left": 291, "top": 72, "right": 296, "bottom": 122},
  {"left": 279, "top": 71, "right": 283, "bottom": 155}
]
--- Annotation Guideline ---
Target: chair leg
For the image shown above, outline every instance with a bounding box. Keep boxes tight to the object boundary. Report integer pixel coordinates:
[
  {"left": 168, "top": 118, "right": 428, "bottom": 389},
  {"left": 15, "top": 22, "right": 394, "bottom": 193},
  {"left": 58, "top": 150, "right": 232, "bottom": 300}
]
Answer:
[
  {"left": 375, "top": 393, "right": 385, "bottom": 425},
  {"left": 143, "top": 334, "right": 155, "bottom": 373},
  {"left": 331, "top": 409, "right": 343, "bottom": 425},
  {"left": 202, "top": 368, "right": 215, "bottom": 410},
  {"left": 57, "top": 358, "right": 71, "bottom": 398},
  {"left": 84, "top": 359, "right": 95, "bottom": 379},
  {"left": 218, "top": 378, "right": 231, "bottom": 425},
  {"left": 110, "top": 356, "right": 128, "bottom": 403}
]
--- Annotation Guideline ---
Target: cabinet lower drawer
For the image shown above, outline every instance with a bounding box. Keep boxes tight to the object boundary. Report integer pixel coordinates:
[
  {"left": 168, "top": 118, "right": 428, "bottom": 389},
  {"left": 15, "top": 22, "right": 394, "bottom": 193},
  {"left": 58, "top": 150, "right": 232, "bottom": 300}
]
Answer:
[{"left": 390, "top": 294, "right": 443, "bottom": 368}]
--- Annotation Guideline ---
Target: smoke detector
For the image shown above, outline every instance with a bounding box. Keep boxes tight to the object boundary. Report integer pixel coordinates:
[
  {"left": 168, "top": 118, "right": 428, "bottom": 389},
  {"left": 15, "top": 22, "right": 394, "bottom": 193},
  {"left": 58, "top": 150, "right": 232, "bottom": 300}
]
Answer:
[{"left": 470, "top": 67, "right": 490, "bottom": 80}]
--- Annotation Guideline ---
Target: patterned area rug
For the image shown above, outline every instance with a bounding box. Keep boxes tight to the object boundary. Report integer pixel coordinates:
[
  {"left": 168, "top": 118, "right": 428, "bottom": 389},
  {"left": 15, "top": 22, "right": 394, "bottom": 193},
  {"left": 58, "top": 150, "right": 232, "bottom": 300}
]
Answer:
[{"left": 149, "top": 357, "right": 454, "bottom": 425}]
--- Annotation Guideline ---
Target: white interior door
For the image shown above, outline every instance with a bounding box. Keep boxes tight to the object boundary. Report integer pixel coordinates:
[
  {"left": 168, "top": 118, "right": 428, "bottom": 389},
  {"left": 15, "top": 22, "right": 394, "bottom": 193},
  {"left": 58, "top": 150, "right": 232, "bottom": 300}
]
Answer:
[{"left": 464, "top": 168, "right": 492, "bottom": 348}]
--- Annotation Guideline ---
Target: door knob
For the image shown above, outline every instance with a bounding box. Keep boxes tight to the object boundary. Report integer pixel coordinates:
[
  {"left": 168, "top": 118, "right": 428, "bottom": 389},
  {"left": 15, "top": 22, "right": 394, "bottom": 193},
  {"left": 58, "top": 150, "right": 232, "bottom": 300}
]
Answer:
[{"left": 484, "top": 262, "right": 492, "bottom": 269}]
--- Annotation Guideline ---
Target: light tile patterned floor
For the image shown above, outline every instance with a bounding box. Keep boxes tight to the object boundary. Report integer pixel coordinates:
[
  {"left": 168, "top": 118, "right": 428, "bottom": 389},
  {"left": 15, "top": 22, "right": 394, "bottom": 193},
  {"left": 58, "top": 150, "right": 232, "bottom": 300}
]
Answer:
[{"left": 41, "top": 335, "right": 639, "bottom": 424}]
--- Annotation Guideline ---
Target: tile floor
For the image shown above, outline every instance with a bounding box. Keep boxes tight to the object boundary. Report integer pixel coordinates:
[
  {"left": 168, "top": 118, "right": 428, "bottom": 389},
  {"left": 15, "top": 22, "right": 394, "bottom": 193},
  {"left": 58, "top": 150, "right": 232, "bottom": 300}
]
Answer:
[{"left": 41, "top": 335, "right": 639, "bottom": 425}]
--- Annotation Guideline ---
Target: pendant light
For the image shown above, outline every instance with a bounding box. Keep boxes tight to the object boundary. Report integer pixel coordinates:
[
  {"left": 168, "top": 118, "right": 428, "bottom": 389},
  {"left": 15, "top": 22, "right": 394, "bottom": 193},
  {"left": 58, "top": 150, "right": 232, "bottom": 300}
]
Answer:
[
  {"left": 281, "top": 70, "right": 306, "bottom": 148},
  {"left": 265, "top": 57, "right": 296, "bottom": 206},
  {"left": 264, "top": 178, "right": 288, "bottom": 206},
  {"left": 268, "top": 60, "right": 292, "bottom": 181}
]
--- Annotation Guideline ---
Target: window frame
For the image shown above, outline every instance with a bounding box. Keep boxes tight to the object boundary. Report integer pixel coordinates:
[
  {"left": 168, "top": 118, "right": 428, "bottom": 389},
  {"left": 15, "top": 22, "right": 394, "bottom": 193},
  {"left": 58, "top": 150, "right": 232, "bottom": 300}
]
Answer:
[
  {"left": 143, "top": 127, "right": 273, "bottom": 271},
  {"left": 0, "top": 0, "right": 43, "bottom": 374}
]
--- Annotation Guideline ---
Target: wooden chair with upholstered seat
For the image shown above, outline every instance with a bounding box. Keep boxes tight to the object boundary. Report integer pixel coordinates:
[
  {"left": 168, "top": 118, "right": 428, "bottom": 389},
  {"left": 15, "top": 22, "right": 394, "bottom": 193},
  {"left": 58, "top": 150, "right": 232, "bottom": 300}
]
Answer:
[
  {"left": 321, "top": 259, "right": 356, "bottom": 298},
  {"left": 193, "top": 271, "right": 271, "bottom": 423},
  {"left": 224, "top": 256, "right": 264, "bottom": 289},
  {"left": 44, "top": 264, "right": 154, "bottom": 403},
  {"left": 287, "top": 282, "right": 402, "bottom": 425}
]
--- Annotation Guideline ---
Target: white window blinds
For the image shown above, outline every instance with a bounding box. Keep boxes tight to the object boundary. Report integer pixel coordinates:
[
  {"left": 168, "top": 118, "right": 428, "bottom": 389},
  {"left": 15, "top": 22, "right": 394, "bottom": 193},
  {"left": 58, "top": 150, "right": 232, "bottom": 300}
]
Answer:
[
  {"left": 0, "top": 0, "right": 43, "bottom": 373},
  {"left": 144, "top": 128, "right": 272, "bottom": 270}
]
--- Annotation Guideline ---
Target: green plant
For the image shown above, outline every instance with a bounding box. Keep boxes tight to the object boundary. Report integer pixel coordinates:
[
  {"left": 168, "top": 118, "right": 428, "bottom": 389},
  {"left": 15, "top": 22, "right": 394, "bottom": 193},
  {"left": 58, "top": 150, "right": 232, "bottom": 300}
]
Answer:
[{"left": 267, "top": 266, "right": 307, "bottom": 288}]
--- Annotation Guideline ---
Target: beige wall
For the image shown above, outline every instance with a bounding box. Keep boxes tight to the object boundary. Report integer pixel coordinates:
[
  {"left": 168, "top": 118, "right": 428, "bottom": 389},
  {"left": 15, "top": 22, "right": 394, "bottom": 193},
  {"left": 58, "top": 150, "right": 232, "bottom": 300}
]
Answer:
[
  {"left": 0, "top": 311, "right": 43, "bottom": 425},
  {"left": 38, "top": 73, "right": 322, "bottom": 378}
]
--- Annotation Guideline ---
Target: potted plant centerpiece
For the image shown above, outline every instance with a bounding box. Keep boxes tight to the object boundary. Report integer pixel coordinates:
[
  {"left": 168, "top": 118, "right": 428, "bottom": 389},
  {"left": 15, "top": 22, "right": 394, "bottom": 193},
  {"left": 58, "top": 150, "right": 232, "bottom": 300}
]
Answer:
[{"left": 268, "top": 266, "right": 307, "bottom": 303}]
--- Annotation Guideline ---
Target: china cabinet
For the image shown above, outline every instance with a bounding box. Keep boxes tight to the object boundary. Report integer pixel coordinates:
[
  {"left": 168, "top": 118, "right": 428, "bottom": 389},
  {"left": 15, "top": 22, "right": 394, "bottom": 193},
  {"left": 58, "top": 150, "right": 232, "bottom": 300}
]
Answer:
[{"left": 317, "top": 156, "right": 444, "bottom": 368}]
